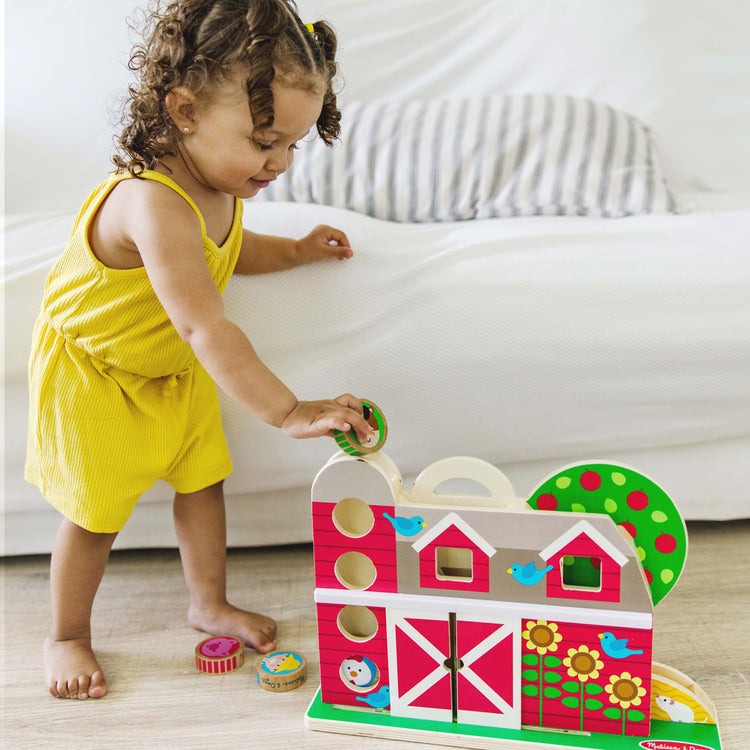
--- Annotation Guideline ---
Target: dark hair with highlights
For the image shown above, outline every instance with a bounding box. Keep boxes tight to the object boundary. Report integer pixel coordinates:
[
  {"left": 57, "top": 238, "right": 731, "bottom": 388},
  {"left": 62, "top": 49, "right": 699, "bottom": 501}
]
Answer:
[{"left": 113, "top": 0, "right": 341, "bottom": 175}]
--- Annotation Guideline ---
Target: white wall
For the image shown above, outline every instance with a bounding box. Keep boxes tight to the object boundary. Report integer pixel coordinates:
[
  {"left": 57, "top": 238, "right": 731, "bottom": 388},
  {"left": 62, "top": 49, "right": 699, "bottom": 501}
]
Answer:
[{"left": 6, "top": 0, "right": 750, "bottom": 214}]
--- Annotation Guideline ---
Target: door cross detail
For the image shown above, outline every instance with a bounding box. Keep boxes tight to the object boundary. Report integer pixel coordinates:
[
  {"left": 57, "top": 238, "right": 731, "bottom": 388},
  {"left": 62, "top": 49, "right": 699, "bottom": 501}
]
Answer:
[{"left": 386, "top": 609, "right": 520, "bottom": 729}]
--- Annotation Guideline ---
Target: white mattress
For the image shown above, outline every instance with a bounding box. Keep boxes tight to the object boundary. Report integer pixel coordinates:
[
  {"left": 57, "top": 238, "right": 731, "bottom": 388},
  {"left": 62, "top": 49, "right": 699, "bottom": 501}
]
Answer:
[{"left": 3, "top": 191, "right": 750, "bottom": 555}]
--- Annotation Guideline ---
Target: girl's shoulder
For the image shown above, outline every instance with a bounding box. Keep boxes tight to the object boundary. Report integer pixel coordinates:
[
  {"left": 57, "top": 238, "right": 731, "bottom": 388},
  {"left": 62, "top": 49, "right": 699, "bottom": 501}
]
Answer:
[
  {"left": 111, "top": 172, "right": 205, "bottom": 236},
  {"left": 115, "top": 169, "right": 200, "bottom": 208},
  {"left": 89, "top": 172, "right": 204, "bottom": 270}
]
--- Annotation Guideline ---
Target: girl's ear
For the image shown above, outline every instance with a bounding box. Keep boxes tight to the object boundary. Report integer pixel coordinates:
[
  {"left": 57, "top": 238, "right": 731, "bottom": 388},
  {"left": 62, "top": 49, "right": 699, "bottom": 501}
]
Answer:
[{"left": 165, "top": 87, "right": 197, "bottom": 132}]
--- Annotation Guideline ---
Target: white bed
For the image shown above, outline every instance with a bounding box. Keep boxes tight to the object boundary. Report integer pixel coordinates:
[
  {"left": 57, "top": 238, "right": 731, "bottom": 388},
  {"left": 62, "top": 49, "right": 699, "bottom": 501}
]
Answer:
[{"left": 4, "top": 0, "right": 750, "bottom": 555}]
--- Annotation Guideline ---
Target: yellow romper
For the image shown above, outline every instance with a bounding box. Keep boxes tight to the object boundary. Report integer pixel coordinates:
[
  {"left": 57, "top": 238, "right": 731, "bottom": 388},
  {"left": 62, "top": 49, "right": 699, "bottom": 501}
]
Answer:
[{"left": 25, "top": 171, "right": 243, "bottom": 533}]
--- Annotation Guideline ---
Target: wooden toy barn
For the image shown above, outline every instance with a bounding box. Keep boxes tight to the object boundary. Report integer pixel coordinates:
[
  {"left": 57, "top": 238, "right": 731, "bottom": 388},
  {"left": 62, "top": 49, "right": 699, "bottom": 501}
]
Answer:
[{"left": 307, "top": 451, "right": 721, "bottom": 749}]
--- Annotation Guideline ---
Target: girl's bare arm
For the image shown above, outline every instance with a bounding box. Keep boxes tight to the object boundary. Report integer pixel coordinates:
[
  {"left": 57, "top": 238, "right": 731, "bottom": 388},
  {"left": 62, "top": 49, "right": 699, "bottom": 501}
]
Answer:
[{"left": 126, "top": 184, "right": 370, "bottom": 439}]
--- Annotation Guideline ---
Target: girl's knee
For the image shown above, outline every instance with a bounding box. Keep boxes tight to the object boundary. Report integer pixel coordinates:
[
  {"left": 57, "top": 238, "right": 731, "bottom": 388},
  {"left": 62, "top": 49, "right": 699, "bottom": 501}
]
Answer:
[
  {"left": 174, "top": 480, "right": 225, "bottom": 502},
  {"left": 57, "top": 518, "right": 119, "bottom": 545}
]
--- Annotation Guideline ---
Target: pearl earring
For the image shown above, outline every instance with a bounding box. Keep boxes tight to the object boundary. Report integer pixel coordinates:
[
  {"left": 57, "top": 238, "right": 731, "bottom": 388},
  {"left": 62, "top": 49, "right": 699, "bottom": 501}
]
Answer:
[{"left": 183, "top": 127, "right": 190, "bottom": 133}]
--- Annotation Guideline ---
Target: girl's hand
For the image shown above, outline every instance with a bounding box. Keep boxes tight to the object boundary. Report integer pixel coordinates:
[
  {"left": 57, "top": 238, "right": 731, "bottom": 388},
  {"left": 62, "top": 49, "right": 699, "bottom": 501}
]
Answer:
[
  {"left": 281, "top": 394, "right": 373, "bottom": 441},
  {"left": 296, "top": 224, "right": 353, "bottom": 264}
]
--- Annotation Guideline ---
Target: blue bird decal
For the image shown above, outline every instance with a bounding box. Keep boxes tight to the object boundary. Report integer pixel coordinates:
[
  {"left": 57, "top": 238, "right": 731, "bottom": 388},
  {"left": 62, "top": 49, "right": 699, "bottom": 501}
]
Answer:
[
  {"left": 383, "top": 513, "right": 425, "bottom": 536},
  {"left": 598, "top": 632, "right": 644, "bottom": 659},
  {"left": 507, "top": 561, "right": 554, "bottom": 586},
  {"left": 356, "top": 685, "right": 391, "bottom": 709}
]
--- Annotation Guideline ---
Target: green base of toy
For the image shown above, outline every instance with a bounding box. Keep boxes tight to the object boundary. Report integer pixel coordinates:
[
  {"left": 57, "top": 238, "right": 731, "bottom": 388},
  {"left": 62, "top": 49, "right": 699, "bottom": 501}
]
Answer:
[{"left": 305, "top": 688, "right": 722, "bottom": 750}]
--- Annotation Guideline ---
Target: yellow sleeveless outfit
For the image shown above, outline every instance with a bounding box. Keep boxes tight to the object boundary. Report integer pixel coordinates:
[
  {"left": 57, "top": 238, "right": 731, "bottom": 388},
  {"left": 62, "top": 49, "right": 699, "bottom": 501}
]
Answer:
[{"left": 25, "top": 171, "right": 243, "bottom": 533}]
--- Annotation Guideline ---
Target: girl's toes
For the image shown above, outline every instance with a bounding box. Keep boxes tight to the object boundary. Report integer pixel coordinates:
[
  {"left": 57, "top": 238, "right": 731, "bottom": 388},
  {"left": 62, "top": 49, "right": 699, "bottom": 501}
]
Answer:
[
  {"left": 56, "top": 679, "right": 69, "bottom": 699},
  {"left": 261, "top": 628, "right": 276, "bottom": 643},
  {"left": 76, "top": 674, "right": 91, "bottom": 699},
  {"left": 67, "top": 677, "right": 80, "bottom": 700},
  {"left": 88, "top": 671, "right": 107, "bottom": 699},
  {"left": 258, "top": 636, "right": 277, "bottom": 654}
]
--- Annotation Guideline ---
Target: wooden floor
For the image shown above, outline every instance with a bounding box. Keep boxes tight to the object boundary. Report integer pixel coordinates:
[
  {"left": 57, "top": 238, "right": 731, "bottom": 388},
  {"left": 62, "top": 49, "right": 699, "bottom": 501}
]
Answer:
[{"left": 3, "top": 521, "right": 749, "bottom": 750}]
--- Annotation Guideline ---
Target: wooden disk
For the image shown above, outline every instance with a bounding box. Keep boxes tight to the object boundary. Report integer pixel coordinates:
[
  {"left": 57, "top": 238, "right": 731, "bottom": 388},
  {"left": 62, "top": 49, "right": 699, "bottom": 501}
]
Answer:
[
  {"left": 195, "top": 636, "right": 244, "bottom": 674},
  {"left": 257, "top": 651, "right": 307, "bottom": 692},
  {"left": 334, "top": 400, "right": 387, "bottom": 456}
]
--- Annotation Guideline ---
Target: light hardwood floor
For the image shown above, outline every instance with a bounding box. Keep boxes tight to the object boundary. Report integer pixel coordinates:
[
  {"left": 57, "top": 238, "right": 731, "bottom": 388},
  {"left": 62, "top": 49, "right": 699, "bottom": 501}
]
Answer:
[{"left": 3, "top": 521, "right": 749, "bottom": 750}]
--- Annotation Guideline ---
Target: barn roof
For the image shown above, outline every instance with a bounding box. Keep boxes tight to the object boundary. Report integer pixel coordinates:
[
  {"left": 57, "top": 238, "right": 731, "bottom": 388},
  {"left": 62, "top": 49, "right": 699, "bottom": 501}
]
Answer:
[
  {"left": 412, "top": 512, "right": 497, "bottom": 558},
  {"left": 539, "top": 519, "right": 629, "bottom": 567}
]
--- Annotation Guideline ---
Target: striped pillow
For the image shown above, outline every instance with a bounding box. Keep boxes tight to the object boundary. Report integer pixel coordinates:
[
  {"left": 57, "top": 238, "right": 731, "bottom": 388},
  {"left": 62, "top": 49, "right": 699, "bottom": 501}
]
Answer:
[{"left": 258, "top": 94, "right": 677, "bottom": 221}]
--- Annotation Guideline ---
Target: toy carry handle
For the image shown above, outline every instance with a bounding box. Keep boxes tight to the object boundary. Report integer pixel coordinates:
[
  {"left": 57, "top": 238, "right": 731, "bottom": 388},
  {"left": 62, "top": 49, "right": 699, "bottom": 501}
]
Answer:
[{"left": 407, "top": 456, "right": 520, "bottom": 508}]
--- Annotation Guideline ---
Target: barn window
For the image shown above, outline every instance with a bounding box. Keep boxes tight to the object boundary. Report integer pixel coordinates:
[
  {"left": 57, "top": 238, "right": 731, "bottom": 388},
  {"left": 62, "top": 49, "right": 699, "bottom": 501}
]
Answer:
[
  {"left": 561, "top": 555, "right": 602, "bottom": 591},
  {"left": 436, "top": 547, "right": 473, "bottom": 582}
]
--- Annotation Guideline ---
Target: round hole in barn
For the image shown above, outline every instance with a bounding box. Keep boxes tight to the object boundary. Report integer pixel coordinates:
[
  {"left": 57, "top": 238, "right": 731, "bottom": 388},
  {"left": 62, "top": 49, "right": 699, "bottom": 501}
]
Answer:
[
  {"left": 332, "top": 497, "right": 375, "bottom": 538},
  {"left": 334, "top": 551, "right": 377, "bottom": 590},
  {"left": 337, "top": 605, "right": 379, "bottom": 642}
]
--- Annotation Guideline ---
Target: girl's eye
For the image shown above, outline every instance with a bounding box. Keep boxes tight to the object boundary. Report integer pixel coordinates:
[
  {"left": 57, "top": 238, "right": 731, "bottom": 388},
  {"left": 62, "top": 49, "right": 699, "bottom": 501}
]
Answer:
[{"left": 253, "top": 140, "right": 299, "bottom": 152}]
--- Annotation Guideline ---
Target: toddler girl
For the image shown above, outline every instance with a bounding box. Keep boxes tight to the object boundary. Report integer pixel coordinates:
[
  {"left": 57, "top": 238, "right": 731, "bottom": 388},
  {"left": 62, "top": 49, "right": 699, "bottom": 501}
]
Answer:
[{"left": 25, "top": 0, "right": 372, "bottom": 700}]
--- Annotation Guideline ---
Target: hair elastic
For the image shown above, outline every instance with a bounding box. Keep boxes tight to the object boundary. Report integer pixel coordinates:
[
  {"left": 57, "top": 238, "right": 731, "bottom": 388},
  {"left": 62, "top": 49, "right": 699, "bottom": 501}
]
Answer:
[{"left": 305, "top": 22, "right": 315, "bottom": 33}]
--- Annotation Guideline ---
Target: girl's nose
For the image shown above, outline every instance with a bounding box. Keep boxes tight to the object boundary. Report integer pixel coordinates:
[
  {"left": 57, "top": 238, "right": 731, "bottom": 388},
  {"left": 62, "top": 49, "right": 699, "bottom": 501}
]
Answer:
[{"left": 266, "top": 150, "right": 293, "bottom": 175}]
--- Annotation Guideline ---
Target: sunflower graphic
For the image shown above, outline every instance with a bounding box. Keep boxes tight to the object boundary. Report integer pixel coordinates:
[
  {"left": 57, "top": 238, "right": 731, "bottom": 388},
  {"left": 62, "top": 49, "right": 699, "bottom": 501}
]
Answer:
[
  {"left": 603, "top": 671, "right": 648, "bottom": 734},
  {"left": 560, "top": 645, "right": 606, "bottom": 731},
  {"left": 521, "top": 620, "right": 564, "bottom": 726},
  {"left": 605, "top": 672, "right": 646, "bottom": 709},
  {"left": 522, "top": 620, "right": 562, "bottom": 655},
  {"left": 563, "top": 645, "right": 604, "bottom": 683}
]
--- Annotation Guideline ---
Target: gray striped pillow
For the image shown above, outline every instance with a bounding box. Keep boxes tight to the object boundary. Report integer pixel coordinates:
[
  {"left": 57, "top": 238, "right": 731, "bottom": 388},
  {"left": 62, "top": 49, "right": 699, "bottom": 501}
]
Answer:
[{"left": 258, "top": 94, "right": 677, "bottom": 221}]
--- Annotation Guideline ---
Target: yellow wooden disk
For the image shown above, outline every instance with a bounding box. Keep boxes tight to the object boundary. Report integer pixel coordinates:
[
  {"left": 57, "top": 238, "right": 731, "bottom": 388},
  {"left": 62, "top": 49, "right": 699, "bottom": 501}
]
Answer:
[{"left": 257, "top": 650, "right": 307, "bottom": 692}]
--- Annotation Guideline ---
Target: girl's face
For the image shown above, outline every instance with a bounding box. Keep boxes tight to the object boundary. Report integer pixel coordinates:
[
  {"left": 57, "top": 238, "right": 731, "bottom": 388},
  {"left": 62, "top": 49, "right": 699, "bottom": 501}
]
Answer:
[{"left": 177, "top": 74, "right": 324, "bottom": 199}]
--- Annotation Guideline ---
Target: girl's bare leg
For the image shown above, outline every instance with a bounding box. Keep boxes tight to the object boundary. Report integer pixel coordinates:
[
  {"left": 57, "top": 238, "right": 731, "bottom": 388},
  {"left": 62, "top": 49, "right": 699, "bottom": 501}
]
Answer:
[
  {"left": 173, "top": 481, "right": 276, "bottom": 653},
  {"left": 44, "top": 518, "right": 117, "bottom": 699}
]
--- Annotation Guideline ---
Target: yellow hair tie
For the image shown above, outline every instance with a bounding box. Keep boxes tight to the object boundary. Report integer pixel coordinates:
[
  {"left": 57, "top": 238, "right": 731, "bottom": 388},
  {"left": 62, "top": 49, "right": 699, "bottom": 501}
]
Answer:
[{"left": 305, "top": 22, "right": 315, "bottom": 33}]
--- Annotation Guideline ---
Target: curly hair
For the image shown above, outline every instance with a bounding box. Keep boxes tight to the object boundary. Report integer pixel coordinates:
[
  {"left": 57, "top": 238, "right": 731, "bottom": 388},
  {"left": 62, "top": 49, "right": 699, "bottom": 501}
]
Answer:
[{"left": 113, "top": 0, "right": 341, "bottom": 175}]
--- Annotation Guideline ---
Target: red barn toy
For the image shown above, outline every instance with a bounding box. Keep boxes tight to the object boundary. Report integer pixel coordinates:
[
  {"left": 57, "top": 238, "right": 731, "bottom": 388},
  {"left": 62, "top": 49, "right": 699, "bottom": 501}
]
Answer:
[{"left": 306, "top": 452, "right": 722, "bottom": 750}]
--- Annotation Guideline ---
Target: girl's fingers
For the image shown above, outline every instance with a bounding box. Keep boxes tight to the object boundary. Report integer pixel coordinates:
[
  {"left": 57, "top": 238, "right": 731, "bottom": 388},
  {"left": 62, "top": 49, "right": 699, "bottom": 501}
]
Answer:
[
  {"left": 335, "top": 393, "right": 363, "bottom": 412},
  {"left": 319, "top": 224, "right": 351, "bottom": 247}
]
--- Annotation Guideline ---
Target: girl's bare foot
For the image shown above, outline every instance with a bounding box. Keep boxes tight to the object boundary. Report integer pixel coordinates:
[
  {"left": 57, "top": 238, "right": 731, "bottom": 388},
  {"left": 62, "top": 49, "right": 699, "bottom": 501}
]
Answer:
[
  {"left": 43, "top": 635, "right": 107, "bottom": 700},
  {"left": 188, "top": 602, "right": 277, "bottom": 653}
]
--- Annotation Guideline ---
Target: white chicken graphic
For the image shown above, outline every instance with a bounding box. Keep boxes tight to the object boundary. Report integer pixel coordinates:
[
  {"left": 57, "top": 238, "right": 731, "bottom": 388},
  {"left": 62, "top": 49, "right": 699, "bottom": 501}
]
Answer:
[{"left": 341, "top": 656, "right": 378, "bottom": 688}]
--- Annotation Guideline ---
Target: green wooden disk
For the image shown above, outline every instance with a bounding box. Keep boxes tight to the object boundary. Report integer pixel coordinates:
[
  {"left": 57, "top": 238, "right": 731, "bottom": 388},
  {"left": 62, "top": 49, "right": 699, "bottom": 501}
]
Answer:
[
  {"left": 333, "top": 400, "right": 387, "bottom": 456},
  {"left": 526, "top": 462, "right": 687, "bottom": 606}
]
